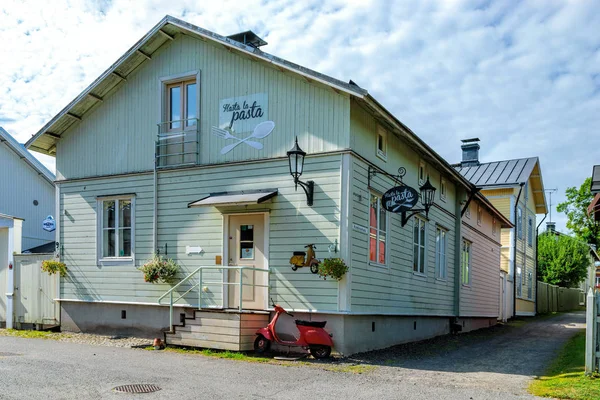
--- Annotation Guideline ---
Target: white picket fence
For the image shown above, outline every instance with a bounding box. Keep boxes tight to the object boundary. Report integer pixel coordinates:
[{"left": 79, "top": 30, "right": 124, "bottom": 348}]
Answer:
[{"left": 585, "top": 288, "right": 600, "bottom": 375}]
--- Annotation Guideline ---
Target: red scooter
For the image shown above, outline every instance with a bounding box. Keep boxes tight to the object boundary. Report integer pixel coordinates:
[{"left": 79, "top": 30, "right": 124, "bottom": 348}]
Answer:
[{"left": 254, "top": 299, "right": 333, "bottom": 359}]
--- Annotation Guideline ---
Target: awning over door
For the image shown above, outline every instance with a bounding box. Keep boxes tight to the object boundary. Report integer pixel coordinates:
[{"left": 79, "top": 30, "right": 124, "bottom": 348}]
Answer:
[{"left": 188, "top": 189, "right": 278, "bottom": 207}]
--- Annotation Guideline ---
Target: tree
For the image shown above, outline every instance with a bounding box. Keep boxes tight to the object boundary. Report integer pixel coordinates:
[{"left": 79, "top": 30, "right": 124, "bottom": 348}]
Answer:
[
  {"left": 556, "top": 177, "right": 600, "bottom": 248},
  {"left": 538, "top": 232, "right": 590, "bottom": 288}
]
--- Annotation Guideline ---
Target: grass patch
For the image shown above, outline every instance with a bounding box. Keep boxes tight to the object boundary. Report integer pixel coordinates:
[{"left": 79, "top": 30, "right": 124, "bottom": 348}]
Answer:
[
  {"left": 150, "top": 345, "right": 375, "bottom": 374},
  {"left": 0, "top": 329, "right": 68, "bottom": 340},
  {"left": 529, "top": 331, "right": 600, "bottom": 400}
]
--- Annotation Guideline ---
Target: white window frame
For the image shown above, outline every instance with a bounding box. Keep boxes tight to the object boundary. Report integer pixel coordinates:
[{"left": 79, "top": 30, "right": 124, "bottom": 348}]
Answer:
[
  {"left": 527, "top": 271, "right": 533, "bottom": 299},
  {"left": 159, "top": 71, "right": 201, "bottom": 130},
  {"left": 368, "top": 192, "right": 388, "bottom": 267},
  {"left": 97, "top": 195, "right": 135, "bottom": 265},
  {"left": 465, "top": 204, "right": 471, "bottom": 219},
  {"left": 413, "top": 217, "right": 427, "bottom": 275},
  {"left": 477, "top": 205, "right": 482, "bottom": 226},
  {"left": 527, "top": 216, "right": 533, "bottom": 247},
  {"left": 376, "top": 125, "right": 387, "bottom": 161},
  {"left": 440, "top": 177, "right": 447, "bottom": 202},
  {"left": 418, "top": 160, "right": 426, "bottom": 185},
  {"left": 461, "top": 239, "right": 471, "bottom": 286},
  {"left": 435, "top": 226, "right": 448, "bottom": 280}
]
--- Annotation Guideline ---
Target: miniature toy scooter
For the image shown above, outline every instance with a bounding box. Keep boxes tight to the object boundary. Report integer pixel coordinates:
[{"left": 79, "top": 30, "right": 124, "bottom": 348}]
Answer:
[
  {"left": 254, "top": 299, "right": 333, "bottom": 359},
  {"left": 289, "top": 244, "right": 320, "bottom": 273}
]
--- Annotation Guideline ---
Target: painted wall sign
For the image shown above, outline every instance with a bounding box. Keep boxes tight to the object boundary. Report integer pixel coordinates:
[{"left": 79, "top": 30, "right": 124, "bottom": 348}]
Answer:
[
  {"left": 352, "top": 223, "right": 369, "bottom": 234},
  {"left": 381, "top": 186, "right": 419, "bottom": 213},
  {"left": 219, "top": 93, "right": 268, "bottom": 134},
  {"left": 213, "top": 93, "right": 274, "bottom": 154},
  {"left": 42, "top": 215, "right": 56, "bottom": 232}
]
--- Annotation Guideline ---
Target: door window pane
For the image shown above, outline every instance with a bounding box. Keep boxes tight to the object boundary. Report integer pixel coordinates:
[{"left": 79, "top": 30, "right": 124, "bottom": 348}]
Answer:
[
  {"left": 240, "top": 225, "right": 254, "bottom": 241},
  {"left": 169, "top": 86, "right": 181, "bottom": 129},
  {"left": 186, "top": 83, "right": 197, "bottom": 126},
  {"left": 240, "top": 225, "right": 254, "bottom": 259}
]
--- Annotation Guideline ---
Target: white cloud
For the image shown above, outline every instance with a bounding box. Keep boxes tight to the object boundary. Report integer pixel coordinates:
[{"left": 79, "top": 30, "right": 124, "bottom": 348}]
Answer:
[{"left": 1, "top": 0, "right": 599, "bottom": 232}]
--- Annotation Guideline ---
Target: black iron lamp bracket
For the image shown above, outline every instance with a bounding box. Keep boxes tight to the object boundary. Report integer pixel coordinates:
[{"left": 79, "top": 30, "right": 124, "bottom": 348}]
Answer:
[
  {"left": 295, "top": 179, "right": 314, "bottom": 206},
  {"left": 401, "top": 208, "right": 429, "bottom": 227},
  {"left": 368, "top": 166, "right": 407, "bottom": 189}
]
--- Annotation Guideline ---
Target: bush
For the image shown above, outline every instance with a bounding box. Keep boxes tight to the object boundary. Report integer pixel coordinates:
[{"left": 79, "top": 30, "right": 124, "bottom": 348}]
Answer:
[
  {"left": 41, "top": 260, "right": 67, "bottom": 277},
  {"left": 317, "top": 258, "right": 348, "bottom": 281},
  {"left": 139, "top": 254, "right": 179, "bottom": 284}
]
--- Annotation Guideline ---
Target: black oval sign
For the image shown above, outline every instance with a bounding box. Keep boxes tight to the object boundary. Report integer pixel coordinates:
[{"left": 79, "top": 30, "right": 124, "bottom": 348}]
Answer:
[{"left": 381, "top": 186, "right": 419, "bottom": 213}]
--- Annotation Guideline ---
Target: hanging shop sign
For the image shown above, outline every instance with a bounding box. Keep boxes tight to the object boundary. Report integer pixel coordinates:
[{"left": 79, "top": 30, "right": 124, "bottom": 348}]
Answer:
[
  {"left": 381, "top": 186, "right": 419, "bottom": 213},
  {"left": 42, "top": 215, "right": 56, "bottom": 232},
  {"left": 212, "top": 93, "right": 274, "bottom": 154}
]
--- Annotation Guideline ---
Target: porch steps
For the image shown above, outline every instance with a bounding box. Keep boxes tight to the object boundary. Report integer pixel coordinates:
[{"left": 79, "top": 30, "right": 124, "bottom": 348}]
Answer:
[{"left": 164, "top": 309, "right": 270, "bottom": 351}]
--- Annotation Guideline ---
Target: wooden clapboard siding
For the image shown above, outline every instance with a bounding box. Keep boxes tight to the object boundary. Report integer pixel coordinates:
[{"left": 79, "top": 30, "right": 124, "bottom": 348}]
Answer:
[
  {"left": 0, "top": 135, "right": 55, "bottom": 250},
  {"left": 165, "top": 310, "right": 270, "bottom": 351},
  {"left": 348, "top": 156, "right": 457, "bottom": 315},
  {"left": 460, "top": 221, "right": 501, "bottom": 317},
  {"left": 58, "top": 154, "right": 342, "bottom": 310},
  {"left": 56, "top": 34, "right": 350, "bottom": 180}
]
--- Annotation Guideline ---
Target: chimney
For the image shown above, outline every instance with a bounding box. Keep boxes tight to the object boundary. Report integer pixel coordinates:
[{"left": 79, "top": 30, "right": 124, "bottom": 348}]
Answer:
[
  {"left": 546, "top": 222, "right": 556, "bottom": 233},
  {"left": 461, "top": 138, "right": 480, "bottom": 167},
  {"left": 226, "top": 30, "right": 267, "bottom": 49}
]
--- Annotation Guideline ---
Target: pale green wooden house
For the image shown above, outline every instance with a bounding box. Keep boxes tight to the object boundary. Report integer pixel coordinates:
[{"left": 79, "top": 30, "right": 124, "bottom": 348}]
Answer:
[{"left": 26, "top": 16, "right": 511, "bottom": 355}]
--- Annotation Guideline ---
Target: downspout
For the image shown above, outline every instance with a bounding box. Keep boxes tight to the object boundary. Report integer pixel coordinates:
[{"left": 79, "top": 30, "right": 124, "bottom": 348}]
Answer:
[
  {"left": 153, "top": 139, "right": 158, "bottom": 255},
  {"left": 453, "top": 186, "right": 467, "bottom": 330},
  {"left": 535, "top": 213, "right": 548, "bottom": 315},
  {"left": 513, "top": 183, "right": 525, "bottom": 318}
]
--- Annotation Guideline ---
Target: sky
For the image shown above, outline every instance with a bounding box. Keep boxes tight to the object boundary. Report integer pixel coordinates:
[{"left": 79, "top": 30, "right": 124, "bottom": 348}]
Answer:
[{"left": 1, "top": 0, "right": 599, "bottom": 233}]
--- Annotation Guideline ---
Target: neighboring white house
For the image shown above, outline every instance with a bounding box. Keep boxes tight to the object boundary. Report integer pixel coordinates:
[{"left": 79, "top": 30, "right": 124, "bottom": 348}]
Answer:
[{"left": 0, "top": 127, "right": 55, "bottom": 251}]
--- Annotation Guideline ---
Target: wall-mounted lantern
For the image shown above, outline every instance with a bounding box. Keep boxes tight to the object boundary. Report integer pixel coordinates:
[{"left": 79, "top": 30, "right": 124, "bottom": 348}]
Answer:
[
  {"left": 400, "top": 177, "right": 437, "bottom": 227},
  {"left": 287, "top": 137, "right": 314, "bottom": 206}
]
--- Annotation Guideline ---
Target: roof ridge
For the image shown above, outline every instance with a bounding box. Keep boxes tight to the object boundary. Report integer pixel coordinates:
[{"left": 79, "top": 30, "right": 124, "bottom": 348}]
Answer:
[{"left": 0, "top": 127, "right": 55, "bottom": 184}]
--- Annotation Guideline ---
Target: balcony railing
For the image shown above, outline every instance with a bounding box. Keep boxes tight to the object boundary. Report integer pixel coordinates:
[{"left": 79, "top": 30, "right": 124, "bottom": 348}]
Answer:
[{"left": 156, "top": 118, "right": 199, "bottom": 168}]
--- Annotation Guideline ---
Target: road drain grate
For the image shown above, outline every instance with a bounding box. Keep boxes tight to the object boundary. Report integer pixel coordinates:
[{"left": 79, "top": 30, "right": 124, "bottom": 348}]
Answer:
[
  {"left": 113, "top": 384, "right": 161, "bottom": 394},
  {"left": 0, "top": 352, "right": 21, "bottom": 357}
]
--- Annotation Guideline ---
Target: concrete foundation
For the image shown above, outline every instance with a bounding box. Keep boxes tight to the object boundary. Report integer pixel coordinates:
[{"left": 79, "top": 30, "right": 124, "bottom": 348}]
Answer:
[{"left": 59, "top": 301, "right": 499, "bottom": 355}]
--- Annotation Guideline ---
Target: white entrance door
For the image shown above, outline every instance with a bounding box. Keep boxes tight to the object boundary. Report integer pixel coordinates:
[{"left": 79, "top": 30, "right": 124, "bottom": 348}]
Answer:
[{"left": 227, "top": 214, "right": 266, "bottom": 310}]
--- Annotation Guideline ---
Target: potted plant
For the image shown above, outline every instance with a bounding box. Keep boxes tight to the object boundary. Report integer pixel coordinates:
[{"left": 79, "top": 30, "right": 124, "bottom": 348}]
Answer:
[
  {"left": 41, "top": 259, "right": 68, "bottom": 277},
  {"left": 138, "top": 254, "right": 179, "bottom": 284},
  {"left": 317, "top": 258, "right": 348, "bottom": 281}
]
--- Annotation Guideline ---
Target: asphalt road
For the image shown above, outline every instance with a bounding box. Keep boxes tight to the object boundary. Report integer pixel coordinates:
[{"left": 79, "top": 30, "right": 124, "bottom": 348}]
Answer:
[{"left": 0, "top": 312, "right": 585, "bottom": 400}]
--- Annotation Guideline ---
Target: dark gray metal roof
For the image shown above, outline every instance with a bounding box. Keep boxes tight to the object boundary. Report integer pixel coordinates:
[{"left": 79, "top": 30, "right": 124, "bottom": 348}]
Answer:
[
  {"left": 454, "top": 157, "right": 538, "bottom": 186},
  {"left": 592, "top": 165, "right": 600, "bottom": 194},
  {"left": 454, "top": 156, "right": 548, "bottom": 214}
]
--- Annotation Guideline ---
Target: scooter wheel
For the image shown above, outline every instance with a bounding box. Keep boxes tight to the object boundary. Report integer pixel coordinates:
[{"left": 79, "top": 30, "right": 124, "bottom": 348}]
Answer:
[
  {"left": 291, "top": 265, "right": 298, "bottom": 271},
  {"left": 309, "top": 345, "right": 331, "bottom": 359},
  {"left": 310, "top": 264, "right": 319, "bottom": 274},
  {"left": 254, "top": 335, "right": 271, "bottom": 354}
]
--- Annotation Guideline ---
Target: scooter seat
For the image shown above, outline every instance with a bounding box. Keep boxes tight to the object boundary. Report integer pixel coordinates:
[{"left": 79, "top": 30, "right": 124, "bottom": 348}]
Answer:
[{"left": 295, "top": 319, "right": 326, "bottom": 328}]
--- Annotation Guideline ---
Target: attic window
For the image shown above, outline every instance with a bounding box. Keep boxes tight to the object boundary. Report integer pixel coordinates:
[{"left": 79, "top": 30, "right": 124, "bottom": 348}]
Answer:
[
  {"left": 419, "top": 160, "right": 426, "bottom": 185},
  {"left": 477, "top": 205, "right": 482, "bottom": 226},
  {"left": 440, "top": 178, "right": 447, "bottom": 201},
  {"left": 492, "top": 218, "right": 497, "bottom": 236},
  {"left": 376, "top": 126, "right": 387, "bottom": 161}
]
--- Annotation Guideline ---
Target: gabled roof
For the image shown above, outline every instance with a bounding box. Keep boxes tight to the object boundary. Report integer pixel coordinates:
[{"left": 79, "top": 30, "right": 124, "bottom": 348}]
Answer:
[
  {"left": 0, "top": 127, "right": 55, "bottom": 185},
  {"left": 454, "top": 157, "right": 547, "bottom": 214},
  {"left": 24, "top": 15, "right": 477, "bottom": 195}
]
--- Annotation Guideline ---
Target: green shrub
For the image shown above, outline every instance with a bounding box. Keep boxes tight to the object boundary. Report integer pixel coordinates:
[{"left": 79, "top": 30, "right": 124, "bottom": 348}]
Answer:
[
  {"left": 41, "top": 260, "right": 67, "bottom": 277},
  {"left": 317, "top": 258, "right": 348, "bottom": 281},
  {"left": 139, "top": 254, "right": 179, "bottom": 284}
]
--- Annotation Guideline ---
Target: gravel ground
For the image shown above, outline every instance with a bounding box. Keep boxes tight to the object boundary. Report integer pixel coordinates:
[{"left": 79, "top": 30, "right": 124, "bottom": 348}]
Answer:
[
  {"left": 0, "top": 311, "right": 585, "bottom": 399},
  {"left": 0, "top": 329, "right": 152, "bottom": 348}
]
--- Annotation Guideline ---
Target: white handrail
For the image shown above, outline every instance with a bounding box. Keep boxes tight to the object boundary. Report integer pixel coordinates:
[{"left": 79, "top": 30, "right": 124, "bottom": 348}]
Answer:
[{"left": 158, "top": 266, "right": 270, "bottom": 331}]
